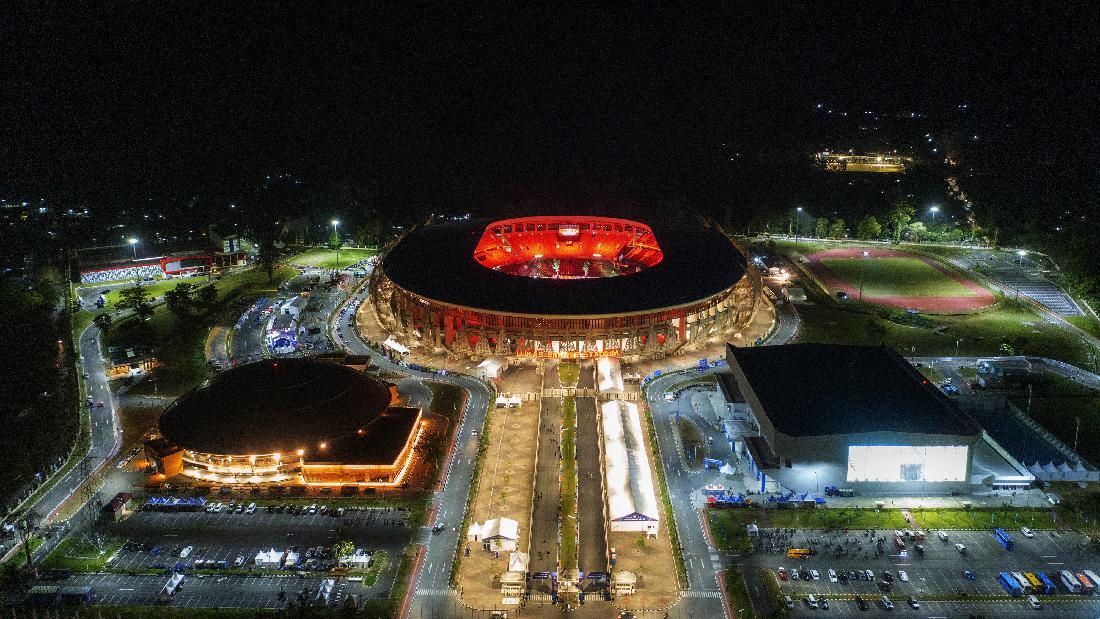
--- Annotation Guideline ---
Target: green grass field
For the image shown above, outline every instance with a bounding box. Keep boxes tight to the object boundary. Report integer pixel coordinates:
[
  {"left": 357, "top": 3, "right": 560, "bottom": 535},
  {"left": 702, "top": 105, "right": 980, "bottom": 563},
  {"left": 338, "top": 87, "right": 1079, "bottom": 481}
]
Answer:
[
  {"left": 1010, "top": 375, "right": 1100, "bottom": 465},
  {"left": 819, "top": 256, "right": 976, "bottom": 297},
  {"left": 560, "top": 396, "right": 578, "bottom": 572},
  {"left": 41, "top": 535, "right": 124, "bottom": 572},
  {"left": 290, "top": 247, "right": 375, "bottom": 269},
  {"left": 794, "top": 299, "right": 1095, "bottom": 367},
  {"left": 558, "top": 361, "right": 580, "bottom": 385},
  {"left": 909, "top": 508, "right": 1055, "bottom": 530}
]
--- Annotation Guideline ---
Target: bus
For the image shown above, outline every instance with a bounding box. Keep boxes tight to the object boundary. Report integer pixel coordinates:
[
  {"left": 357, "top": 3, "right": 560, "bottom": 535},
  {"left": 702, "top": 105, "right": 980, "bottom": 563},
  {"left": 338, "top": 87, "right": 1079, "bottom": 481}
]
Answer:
[
  {"left": 1076, "top": 572, "right": 1095, "bottom": 595},
  {"left": 786, "top": 548, "right": 813, "bottom": 559},
  {"left": 998, "top": 572, "right": 1023, "bottom": 596},
  {"left": 1037, "top": 572, "right": 1057, "bottom": 595},
  {"left": 1011, "top": 572, "right": 1033, "bottom": 594},
  {"left": 993, "top": 527, "right": 1015, "bottom": 550},
  {"left": 1060, "top": 570, "right": 1082, "bottom": 593},
  {"left": 1024, "top": 573, "right": 1044, "bottom": 593}
]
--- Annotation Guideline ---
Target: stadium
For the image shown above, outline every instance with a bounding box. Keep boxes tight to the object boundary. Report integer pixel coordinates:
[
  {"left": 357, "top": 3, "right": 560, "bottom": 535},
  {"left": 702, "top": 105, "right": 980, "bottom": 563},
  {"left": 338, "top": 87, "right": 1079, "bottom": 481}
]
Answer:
[
  {"left": 369, "top": 216, "right": 762, "bottom": 360},
  {"left": 152, "top": 358, "right": 424, "bottom": 486},
  {"left": 719, "top": 343, "right": 989, "bottom": 496}
]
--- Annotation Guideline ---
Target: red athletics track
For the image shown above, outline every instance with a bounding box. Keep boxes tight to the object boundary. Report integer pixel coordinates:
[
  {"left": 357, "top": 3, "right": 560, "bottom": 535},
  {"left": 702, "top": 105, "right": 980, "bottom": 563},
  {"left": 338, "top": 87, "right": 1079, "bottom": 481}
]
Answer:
[{"left": 805, "top": 247, "right": 995, "bottom": 312}]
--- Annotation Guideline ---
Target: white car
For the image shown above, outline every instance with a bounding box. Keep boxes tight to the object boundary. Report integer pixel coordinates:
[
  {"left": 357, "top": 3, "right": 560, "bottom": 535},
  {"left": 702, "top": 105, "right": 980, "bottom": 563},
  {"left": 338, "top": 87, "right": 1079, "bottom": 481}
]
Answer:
[
  {"left": 937, "top": 530, "right": 949, "bottom": 542},
  {"left": 805, "top": 594, "right": 818, "bottom": 609},
  {"left": 898, "top": 570, "right": 909, "bottom": 582},
  {"left": 180, "top": 545, "right": 193, "bottom": 558},
  {"left": 828, "top": 568, "right": 838, "bottom": 583},
  {"left": 1021, "top": 527, "right": 1034, "bottom": 538},
  {"left": 246, "top": 502, "right": 256, "bottom": 514},
  {"left": 881, "top": 595, "right": 894, "bottom": 610},
  {"left": 955, "top": 543, "right": 967, "bottom": 554},
  {"left": 810, "top": 569, "right": 820, "bottom": 581}
]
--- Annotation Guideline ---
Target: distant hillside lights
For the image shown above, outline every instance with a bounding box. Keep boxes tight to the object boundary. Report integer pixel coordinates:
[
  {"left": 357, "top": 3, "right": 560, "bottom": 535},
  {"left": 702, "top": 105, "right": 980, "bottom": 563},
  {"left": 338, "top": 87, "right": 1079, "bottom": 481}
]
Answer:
[{"left": 816, "top": 151, "right": 913, "bottom": 173}]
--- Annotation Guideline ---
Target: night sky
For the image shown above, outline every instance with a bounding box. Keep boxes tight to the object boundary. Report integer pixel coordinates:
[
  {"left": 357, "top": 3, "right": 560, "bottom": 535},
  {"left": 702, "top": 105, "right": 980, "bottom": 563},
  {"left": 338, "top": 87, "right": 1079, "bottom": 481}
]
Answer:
[{"left": 1, "top": 4, "right": 1095, "bottom": 217}]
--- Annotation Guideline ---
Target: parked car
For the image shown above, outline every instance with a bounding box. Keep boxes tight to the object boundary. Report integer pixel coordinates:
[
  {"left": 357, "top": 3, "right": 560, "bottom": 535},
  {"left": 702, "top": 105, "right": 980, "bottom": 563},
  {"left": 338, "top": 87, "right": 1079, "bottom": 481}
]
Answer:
[
  {"left": 180, "top": 546, "right": 193, "bottom": 558},
  {"left": 907, "top": 596, "right": 920, "bottom": 609},
  {"left": 1021, "top": 527, "right": 1034, "bottom": 538},
  {"left": 855, "top": 595, "right": 868, "bottom": 611},
  {"left": 828, "top": 568, "right": 837, "bottom": 583},
  {"left": 955, "top": 543, "right": 967, "bottom": 554},
  {"left": 898, "top": 570, "right": 909, "bottom": 582},
  {"left": 881, "top": 595, "right": 894, "bottom": 610}
]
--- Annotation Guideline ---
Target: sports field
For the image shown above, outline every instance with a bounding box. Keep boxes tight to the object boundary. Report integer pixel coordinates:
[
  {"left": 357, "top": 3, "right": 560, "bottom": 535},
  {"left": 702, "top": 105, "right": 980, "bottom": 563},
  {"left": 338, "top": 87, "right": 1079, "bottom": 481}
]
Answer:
[
  {"left": 290, "top": 247, "right": 375, "bottom": 269},
  {"left": 806, "top": 247, "right": 995, "bottom": 312}
]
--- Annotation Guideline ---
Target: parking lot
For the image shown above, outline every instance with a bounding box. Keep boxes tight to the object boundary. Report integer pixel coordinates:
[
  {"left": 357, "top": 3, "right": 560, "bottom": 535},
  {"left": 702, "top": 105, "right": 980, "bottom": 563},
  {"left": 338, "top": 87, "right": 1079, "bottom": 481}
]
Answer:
[
  {"left": 67, "top": 571, "right": 367, "bottom": 609},
  {"left": 92, "top": 505, "right": 412, "bottom": 597},
  {"left": 746, "top": 528, "right": 1100, "bottom": 616}
]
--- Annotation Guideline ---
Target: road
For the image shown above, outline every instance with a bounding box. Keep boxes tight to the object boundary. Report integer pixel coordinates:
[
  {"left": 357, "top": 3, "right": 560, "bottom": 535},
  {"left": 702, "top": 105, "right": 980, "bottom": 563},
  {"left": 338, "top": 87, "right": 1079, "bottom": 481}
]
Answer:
[{"left": 330, "top": 283, "right": 495, "bottom": 619}]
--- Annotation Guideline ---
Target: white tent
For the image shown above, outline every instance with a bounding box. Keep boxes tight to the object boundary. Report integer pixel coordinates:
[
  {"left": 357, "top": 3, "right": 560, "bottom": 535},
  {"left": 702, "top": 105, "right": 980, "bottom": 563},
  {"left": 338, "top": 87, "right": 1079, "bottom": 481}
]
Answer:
[
  {"left": 719, "top": 463, "right": 737, "bottom": 476},
  {"left": 507, "top": 551, "right": 529, "bottom": 574},
  {"left": 255, "top": 549, "right": 282, "bottom": 569},
  {"left": 601, "top": 400, "right": 660, "bottom": 535},
  {"left": 343, "top": 549, "right": 373, "bottom": 567},
  {"left": 316, "top": 578, "right": 335, "bottom": 603},
  {"left": 476, "top": 356, "right": 508, "bottom": 380},
  {"left": 466, "top": 521, "right": 482, "bottom": 541},
  {"left": 597, "top": 357, "right": 625, "bottom": 393},
  {"left": 382, "top": 338, "right": 409, "bottom": 355},
  {"left": 471, "top": 517, "right": 520, "bottom": 552}
]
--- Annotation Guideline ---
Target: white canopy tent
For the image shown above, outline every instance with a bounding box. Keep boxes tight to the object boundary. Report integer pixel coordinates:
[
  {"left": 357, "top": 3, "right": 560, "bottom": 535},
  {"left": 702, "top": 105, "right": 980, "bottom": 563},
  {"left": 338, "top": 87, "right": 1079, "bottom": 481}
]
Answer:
[
  {"left": 597, "top": 357, "right": 625, "bottom": 393},
  {"left": 469, "top": 517, "right": 520, "bottom": 552},
  {"left": 382, "top": 338, "right": 409, "bottom": 355},
  {"left": 600, "top": 400, "right": 660, "bottom": 535},
  {"left": 254, "top": 549, "right": 282, "bottom": 569}
]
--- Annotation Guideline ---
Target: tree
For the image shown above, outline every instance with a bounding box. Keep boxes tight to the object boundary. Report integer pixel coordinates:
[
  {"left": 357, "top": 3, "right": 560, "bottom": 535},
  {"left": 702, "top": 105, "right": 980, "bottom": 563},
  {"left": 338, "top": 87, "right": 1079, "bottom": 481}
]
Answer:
[
  {"left": 332, "top": 539, "right": 355, "bottom": 565},
  {"left": 197, "top": 283, "right": 218, "bottom": 309},
  {"left": 827, "top": 217, "right": 847, "bottom": 239},
  {"left": 257, "top": 238, "right": 279, "bottom": 282},
  {"left": 907, "top": 221, "right": 928, "bottom": 243},
  {"left": 856, "top": 215, "right": 883, "bottom": 241},
  {"left": 117, "top": 286, "right": 153, "bottom": 322},
  {"left": 164, "top": 283, "right": 197, "bottom": 320},
  {"left": 814, "top": 217, "right": 830, "bottom": 239},
  {"left": 329, "top": 228, "right": 342, "bottom": 250},
  {"left": 887, "top": 198, "right": 916, "bottom": 243},
  {"left": 92, "top": 312, "right": 112, "bottom": 333}
]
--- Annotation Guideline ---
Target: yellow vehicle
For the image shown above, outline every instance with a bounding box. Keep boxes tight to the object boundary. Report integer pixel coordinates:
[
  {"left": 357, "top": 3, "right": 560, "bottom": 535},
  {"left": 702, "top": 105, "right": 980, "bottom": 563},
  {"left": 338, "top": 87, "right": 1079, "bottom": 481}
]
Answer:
[
  {"left": 1024, "top": 572, "right": 1043, "bottom": 591},
  {"left": 787, "top": 548, "right": 813, "bottom": 559}
]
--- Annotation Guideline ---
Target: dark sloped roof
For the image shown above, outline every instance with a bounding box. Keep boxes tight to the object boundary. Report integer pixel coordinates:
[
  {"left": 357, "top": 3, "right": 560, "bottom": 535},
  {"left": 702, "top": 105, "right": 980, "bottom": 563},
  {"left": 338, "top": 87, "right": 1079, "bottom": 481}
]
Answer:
[
  {"left": 381, "top": 218, "right": 747, "bottom": 316},
  {"left": 159, "top": 358, "right": 396, "bottom": 457},
  {"left": 726, "top": 344, "right": 980, "bottom": 437},
  {"left": 321, "top": 407, "right": 420, "bottom": 465}
]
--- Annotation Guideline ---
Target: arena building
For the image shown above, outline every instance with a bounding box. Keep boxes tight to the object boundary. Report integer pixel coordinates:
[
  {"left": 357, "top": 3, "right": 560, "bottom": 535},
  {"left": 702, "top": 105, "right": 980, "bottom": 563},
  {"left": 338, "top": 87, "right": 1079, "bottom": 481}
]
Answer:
[
  {"left": 369, "top": 216, "right": 762, "bottom": 360},
  {"left": 152, "top": 358, "right": 424, "bottom": 486},
  {"left": 719, "top": 343, "right": 985, "bottom": 496}
]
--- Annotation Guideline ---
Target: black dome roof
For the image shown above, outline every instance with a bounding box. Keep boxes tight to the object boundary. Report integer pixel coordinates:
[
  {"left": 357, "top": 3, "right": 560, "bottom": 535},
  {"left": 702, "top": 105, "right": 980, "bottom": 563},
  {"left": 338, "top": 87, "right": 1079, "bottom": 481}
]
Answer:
[
  {"left": 382, "top": 218, "right": 747, "bottom": 316},
  {"left": 159, "top": 358, "right": 393, "bottom": 456}
]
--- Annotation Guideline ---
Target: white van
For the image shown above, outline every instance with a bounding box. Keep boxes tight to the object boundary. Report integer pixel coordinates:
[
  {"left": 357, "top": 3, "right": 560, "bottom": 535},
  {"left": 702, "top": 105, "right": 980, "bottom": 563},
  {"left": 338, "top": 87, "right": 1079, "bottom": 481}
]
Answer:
[
  {"left": 784, "top": 595, "right": 794, "bottom": 610},
  {"left": 806, "top": 594, "right": 818, "bottom": 608},
  {"left": 1027, "top": 594, "right": 1042, "bottom": 609}
]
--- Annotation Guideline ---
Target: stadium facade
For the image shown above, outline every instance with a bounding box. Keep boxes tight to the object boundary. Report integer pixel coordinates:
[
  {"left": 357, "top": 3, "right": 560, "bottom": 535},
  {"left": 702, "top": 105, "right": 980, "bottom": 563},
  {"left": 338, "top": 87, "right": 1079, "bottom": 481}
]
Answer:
[
  {"left": 151, "top": 358, "right": 424, "bottom": 486},
  {"left": 369, "top": 216, "right": 762, "bottom": 360},
  {"left": 719, "top": 344, "right": 984, "bottom": 496}
]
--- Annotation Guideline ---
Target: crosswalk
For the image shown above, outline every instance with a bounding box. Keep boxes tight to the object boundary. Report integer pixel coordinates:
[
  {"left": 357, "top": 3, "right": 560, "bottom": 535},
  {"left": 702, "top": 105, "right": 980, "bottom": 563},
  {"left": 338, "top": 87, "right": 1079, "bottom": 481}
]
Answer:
[
  {"left": 682, "top": 589, "right": 722, "bottom": 598},
  {"left": 416, "top": 588, "right": 456, "bottom": 597}
]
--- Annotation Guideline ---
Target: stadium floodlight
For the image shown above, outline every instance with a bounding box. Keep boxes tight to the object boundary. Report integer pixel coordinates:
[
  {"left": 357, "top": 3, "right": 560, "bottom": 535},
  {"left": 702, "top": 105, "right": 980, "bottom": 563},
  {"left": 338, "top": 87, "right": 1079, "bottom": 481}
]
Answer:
[{"left": 128, "top": 237, "right": 138, "bottom": 259}]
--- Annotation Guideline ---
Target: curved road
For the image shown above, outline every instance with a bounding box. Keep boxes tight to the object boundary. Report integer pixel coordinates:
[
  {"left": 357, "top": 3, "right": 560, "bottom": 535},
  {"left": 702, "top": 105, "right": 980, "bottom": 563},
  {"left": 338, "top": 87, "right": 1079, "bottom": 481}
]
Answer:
[{"left": 331, "top": 286, "right": 494, "bottom": 619}]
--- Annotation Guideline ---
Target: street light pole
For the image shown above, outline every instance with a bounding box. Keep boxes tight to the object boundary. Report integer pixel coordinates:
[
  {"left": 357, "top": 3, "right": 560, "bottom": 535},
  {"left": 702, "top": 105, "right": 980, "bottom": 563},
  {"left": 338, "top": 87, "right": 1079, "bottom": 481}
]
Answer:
[
  {"left": 929, "top": 206, "right": 939, "bottom": 224},
  {"left": 331, "top": 220, "right": 340, "bottom": 270},
  {"left": 1074, "top": 417, "right": 1081, "bottom": 454},
  {"left": 128, "top": 237, "right": 138, "bottom": 259}
]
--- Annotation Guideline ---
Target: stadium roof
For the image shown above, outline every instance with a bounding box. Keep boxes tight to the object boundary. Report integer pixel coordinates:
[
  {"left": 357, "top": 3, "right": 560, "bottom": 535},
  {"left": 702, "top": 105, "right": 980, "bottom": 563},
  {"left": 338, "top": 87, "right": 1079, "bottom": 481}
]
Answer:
[
  {"left": 725, "top": 344, "right": 981, "bottom": 437},
  {"left": 381, "top": 217, "right": 747, "bottom": 316},
  {"left": 601, "top": 400, "right": 660, "bottom": 523},
  {"left": 159, "top": 358, "right": 398, "bottom": 458}
]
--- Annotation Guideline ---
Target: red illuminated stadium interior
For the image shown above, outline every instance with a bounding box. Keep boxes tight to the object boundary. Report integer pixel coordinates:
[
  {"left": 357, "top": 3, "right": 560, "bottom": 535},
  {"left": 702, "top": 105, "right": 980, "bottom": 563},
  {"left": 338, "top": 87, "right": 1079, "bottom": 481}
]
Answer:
[{"left": 473, "top": 216, "right": 664, "bottom": 279}]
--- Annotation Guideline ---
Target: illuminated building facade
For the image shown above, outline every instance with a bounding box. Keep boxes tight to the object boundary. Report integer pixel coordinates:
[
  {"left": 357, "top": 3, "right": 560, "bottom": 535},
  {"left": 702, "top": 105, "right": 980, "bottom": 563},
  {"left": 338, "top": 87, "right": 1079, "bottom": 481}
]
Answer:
[{"left": 370, "top": 216, "right": 762, "bottom": 360}]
